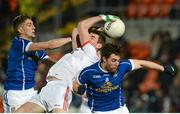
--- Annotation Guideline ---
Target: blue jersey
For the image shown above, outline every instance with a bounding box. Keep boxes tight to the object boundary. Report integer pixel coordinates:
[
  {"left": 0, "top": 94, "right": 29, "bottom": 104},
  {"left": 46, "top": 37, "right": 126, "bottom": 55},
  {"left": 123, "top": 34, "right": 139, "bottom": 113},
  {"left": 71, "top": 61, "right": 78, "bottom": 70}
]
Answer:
[
  {"left": 78, "top": 59, "right": 134, "bottom": 112},
  {"left": 4, "top": 36, "right": 48, "bottom": 90}
]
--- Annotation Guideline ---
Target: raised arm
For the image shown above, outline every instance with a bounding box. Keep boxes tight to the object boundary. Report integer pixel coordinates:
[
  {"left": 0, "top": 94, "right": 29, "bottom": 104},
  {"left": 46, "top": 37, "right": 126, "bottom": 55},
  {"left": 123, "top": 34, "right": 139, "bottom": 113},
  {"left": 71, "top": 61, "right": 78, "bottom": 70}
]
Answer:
[
  {"left": 71, "top": 28, "right": 79, "bottom": 49},
  {"left": 77, "top": 16, "right": 103, "bottom": 45},
  {"left": 28, "top": 37, "right": 72, "bottom": 51},
  {"left": 77, "top": 15, "right": 120, "bottom": 45}
]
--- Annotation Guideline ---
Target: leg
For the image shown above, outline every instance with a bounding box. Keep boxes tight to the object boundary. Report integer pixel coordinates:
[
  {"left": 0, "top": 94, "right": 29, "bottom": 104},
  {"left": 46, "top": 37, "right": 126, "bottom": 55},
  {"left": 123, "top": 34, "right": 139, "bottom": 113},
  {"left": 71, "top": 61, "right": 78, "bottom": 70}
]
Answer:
[
  {"left": 3, "top": 88, "right": 37, "bottom": 113},
  {"left": 44, "top": 81, "right": 72, "bottom": 113},
  {"left": 51, "top": 86, "right": 71, "bottom": 113},
  {"left": 15, "top": 102, "right": 45, "bottom": 113}
]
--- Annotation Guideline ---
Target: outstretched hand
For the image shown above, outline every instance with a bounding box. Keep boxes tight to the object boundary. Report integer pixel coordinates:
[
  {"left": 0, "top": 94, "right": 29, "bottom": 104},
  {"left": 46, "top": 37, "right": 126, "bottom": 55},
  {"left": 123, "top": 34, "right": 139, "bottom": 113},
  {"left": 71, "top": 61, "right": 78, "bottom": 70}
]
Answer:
[
  {"left": 100, "top": 14, "right": 120, "bottom": 22},
  {"left": 163, "top": 65, "right": 176, "bottom": 76}
]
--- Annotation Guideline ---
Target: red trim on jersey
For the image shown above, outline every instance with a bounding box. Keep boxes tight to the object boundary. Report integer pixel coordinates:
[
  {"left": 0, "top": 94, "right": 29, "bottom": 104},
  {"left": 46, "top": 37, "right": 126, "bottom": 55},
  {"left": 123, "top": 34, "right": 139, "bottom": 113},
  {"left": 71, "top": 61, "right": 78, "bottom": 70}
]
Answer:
[
  {"left": 63, "top": 87, "right": 70, "bottom": 112},
  {"left": 82, "top": 41, "right": 90, "bottom": 47}
]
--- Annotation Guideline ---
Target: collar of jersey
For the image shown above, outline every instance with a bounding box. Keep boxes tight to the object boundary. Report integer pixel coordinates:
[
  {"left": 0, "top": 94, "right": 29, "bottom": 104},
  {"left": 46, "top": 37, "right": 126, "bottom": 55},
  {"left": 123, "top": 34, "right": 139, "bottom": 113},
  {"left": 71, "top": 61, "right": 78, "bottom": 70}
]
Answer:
[{"left": 98, "top": 62, "right": 108, "bottom": 73}]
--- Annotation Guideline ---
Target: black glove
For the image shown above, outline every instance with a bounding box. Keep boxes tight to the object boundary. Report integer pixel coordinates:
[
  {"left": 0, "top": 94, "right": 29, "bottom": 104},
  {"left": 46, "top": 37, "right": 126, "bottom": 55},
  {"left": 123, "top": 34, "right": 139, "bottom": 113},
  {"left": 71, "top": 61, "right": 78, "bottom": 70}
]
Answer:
[
  {"left": 77, "top": 84, "right": 87, "bottom": 95},
  {"left": 163, "top": 65, "right": 176, "bottom": 76}
]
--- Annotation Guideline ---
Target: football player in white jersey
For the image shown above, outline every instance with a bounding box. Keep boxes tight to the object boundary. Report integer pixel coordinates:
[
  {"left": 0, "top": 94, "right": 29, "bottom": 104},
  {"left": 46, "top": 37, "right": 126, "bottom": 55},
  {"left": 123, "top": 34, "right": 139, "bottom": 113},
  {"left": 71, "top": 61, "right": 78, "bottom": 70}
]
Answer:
[{"left": 15, "top": 15, "right": 118, "bottom": 113}]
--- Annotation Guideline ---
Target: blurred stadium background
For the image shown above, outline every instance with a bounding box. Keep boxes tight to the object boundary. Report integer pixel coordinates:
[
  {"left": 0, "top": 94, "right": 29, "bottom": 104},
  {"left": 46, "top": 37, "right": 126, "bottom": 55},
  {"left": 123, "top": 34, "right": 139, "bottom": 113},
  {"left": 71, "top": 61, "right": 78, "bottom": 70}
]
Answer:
[{"left": 0, "top": 0, "right": 180, "bottom": 113}]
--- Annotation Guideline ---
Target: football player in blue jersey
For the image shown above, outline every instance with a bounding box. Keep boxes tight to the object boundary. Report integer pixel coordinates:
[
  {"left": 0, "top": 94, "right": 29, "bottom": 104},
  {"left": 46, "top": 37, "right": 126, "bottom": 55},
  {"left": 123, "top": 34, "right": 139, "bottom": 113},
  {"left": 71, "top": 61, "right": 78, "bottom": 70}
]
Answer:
[
  {"left": 73, "top": 43, "right": 176, "bottom": 113},
  {"left": 3, "top": 15, "right": 72, "bottom": 113}
]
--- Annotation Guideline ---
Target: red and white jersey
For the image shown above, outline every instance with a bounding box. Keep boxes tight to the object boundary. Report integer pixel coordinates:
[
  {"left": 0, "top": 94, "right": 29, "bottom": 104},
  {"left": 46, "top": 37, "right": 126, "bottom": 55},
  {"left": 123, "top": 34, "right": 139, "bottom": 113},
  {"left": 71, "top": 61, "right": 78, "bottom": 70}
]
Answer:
[{"left": 47, "top": 42, "right": 99, "bottom": 90}]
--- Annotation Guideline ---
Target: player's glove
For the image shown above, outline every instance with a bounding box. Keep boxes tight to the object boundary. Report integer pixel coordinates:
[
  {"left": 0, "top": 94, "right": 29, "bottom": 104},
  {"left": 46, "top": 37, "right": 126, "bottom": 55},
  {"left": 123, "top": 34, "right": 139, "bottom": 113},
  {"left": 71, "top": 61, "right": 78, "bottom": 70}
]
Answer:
[
  {"left": 100, "top": 14, "right": 120, "bottom": 22},
  {"left": 163, "top": 65, "right": 176, "bottom": 76},
  {"left": 77, "top": 84, "right": 87, "bottom": 95}
]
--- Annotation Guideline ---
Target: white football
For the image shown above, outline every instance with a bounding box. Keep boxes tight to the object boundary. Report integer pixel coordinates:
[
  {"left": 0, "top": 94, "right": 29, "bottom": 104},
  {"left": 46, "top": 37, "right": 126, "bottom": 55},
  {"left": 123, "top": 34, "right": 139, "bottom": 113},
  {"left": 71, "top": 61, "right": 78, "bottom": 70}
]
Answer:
[{"left": 104, "top": 19, "right": 125, "bottom": 38}]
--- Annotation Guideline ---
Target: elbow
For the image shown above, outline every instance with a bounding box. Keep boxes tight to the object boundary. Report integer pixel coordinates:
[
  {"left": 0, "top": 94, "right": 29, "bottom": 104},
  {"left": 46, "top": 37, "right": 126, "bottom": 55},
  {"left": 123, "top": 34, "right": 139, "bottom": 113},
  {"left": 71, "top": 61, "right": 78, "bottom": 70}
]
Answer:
[
  {"left": 77, "top": 22, "right": 83, "bottom": 31},
  {"left": 78, "top": 21, "right": 88, "bottom": 30}
]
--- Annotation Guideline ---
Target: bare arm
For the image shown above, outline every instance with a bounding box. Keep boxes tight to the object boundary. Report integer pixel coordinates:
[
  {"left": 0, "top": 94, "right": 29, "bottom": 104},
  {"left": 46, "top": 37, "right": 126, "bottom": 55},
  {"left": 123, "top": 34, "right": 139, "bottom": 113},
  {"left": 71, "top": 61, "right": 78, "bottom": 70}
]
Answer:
[
  {"left": 132, "top": 59, "right": 164, "bottom": 71},
  {"left": 28, "top": 37, "right": 72, "bottom": 51},
  {"left": 71, "top": 28, "right": 79, "bottom": 49},
  {"left": 77, "top": 16, "right": 103, "bottom": 45},
  {"left": 73, "top": 80, "right": 80, "bottom": 93}
]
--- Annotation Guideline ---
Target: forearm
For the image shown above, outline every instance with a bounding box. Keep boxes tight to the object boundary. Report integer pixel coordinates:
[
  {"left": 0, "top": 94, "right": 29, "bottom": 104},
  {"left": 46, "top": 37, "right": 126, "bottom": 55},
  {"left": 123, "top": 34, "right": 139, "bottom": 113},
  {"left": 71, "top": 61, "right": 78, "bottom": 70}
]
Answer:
[
  {"left": 28, "top": 37, "right": 71, "bottom": 51},
  {"left": 72, "top": 39, "right": 77, "bottom": 49},
  {"left": 73, "top": 80, "right": 79, "bottom": 92},
  {"left": 72, "top": 28, "right": 78, "bottom": 49},
  {"left": 78, "top": 16, "right": 102, "bottom": 30},
  {"left": 48, "top": 37, "right": 72, "bottom": 49},
  {"left": 142, "top": 61, "right": 164, "bottom": 71}
]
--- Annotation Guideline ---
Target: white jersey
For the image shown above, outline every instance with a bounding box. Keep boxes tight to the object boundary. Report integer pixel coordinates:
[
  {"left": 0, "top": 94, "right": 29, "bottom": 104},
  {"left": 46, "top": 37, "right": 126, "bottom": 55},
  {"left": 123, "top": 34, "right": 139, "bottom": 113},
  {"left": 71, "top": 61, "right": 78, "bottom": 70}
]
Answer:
[{"left": 47, "top": 43, "right": 99, "bottom": 89}]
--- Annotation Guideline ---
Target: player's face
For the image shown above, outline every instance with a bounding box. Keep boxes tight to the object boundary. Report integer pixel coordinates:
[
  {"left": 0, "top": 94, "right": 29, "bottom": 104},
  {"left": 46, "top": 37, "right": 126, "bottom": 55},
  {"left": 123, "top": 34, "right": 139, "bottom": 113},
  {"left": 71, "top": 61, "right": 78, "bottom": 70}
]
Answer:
[
  {"left": 104, "top": 54, "right": 120, "bottom": 73},
  {"left": 19, "top": 19, "right": 36, "bottom": 39},
  {"left": 89, "top": 33, "right": 102, "bottom": 50}
]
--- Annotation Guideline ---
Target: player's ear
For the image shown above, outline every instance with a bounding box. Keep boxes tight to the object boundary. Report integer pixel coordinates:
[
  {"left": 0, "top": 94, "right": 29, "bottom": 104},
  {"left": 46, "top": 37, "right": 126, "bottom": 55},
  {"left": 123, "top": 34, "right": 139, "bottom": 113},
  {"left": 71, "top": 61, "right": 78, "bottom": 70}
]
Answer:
[
  {"left": 17, "top": 26, "right": 24, "bottom": 34},
  {"left": 102, "top": 56, "right": 106, "bottom": 63},
  {"left": 96, "top": 43, "right": 102, "bottom": 50}
]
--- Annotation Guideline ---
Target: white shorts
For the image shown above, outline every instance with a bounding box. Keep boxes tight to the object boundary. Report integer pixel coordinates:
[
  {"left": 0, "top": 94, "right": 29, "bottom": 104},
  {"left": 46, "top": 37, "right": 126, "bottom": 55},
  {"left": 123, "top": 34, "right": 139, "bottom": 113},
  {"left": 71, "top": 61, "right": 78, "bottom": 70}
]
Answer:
[
  {"left": 29, "top": 80, "right": 72, "bottom": 112},
  {"left": 80, "top": 101, "right": 91, "bottom": 113},
  {"left": 94, "top": 105, "right": 129, "bottom": 113},
  {"left": 47, "top": 64, "right": 73, "bottom": 90},
  {"left": 3, "top": 88, "right": 37, "bottom": 113}
]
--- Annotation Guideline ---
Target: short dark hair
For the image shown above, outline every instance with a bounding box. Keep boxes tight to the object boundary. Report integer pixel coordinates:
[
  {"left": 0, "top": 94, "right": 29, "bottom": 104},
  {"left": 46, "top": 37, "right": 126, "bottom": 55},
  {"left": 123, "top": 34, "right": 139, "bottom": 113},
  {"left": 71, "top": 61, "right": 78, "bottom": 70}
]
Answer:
[
  {"left": 12, "top": 15, "right": 31, "bottom": 32},
  {"left": 100, "top": 43, "right": 121, "bottom": 60}
]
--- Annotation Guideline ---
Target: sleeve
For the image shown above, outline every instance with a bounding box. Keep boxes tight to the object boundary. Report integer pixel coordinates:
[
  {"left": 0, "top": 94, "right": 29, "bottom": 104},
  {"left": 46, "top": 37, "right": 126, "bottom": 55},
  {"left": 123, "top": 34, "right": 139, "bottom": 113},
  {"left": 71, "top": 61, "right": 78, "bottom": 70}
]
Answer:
[
  {"left": 118, "top": 59, "right": 134, "bottom": 73},
  {"left": 82, "top": 42, "right": 99, "bottom": 62},
  {"left": 34, "top": 50, "right": 49, "bottom": 61},
  {"left": 16, "top": 39, "right": 32, "bottom": 53},
  {"left": 23, "top": 40, "right": 49, "bottom": 61},
  {"left": 27, "top": 50, "right": 49, "bottom": 62},
  {"left": 77, "top": 68, "right": 91, "bottom": 85},
  {"left": 25, "top": 42, "right": 32, "bottom": 52}
]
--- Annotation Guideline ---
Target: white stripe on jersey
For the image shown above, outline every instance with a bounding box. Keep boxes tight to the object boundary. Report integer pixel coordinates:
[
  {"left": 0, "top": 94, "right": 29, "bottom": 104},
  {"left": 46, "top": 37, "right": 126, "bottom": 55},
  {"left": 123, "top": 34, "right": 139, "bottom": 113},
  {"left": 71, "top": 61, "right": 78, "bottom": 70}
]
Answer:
[
  {"left": 129, "top": 59, "right": 135, "bottom": 70},
  {"left": 25, "top": 42, "right": 32, "bottom": 52},
  {"left": 22, "top": 40, "right": 25, "bottom": 90}
]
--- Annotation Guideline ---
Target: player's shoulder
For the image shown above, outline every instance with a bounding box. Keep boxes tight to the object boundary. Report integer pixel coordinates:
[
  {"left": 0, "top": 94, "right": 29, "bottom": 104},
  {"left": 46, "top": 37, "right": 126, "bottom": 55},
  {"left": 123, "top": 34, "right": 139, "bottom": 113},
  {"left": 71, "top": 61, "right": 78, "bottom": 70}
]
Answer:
[
  {"left": 82, "top": 42, "right": 94, "bottom": 50},
  {"left": 81, "top": 62, "right": 99, "bottom": 74},
  {"left": 12, "top": 37, "right": 31, "bottom": 46},
  {"left": 88, "top": 61, "right": 99, "bottom": 69},
  {"left": 119, "top": 59, "right": 131, "bottom": 64},
  {"left": 70, "top": 48, "right": 83, "bottom": 55}
]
